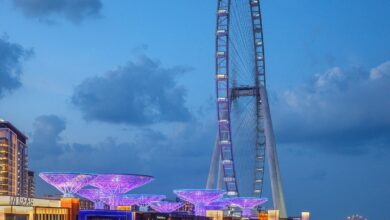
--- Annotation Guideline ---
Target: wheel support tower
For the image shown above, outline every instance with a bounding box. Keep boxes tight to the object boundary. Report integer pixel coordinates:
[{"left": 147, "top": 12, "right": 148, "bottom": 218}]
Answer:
[{"left": 207, "top": 0, "right": 287, "bottom": 217}]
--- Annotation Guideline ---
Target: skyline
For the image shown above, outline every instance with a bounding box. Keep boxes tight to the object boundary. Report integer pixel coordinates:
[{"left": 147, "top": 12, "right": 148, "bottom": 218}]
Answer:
[{"left": 0, "top": 0, "right": 389, "bottom": 219}]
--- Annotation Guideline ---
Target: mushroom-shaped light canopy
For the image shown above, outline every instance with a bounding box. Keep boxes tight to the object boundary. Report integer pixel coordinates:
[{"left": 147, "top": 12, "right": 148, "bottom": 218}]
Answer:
[
  {"left": 77, "top": 188, "right": 108, "bottom": 202},
  {"left": 99, "top": 195, "right": 123, "bottom": 210},
  {"left": 206, "top": 198, "right": 233, "bottom": 210},
  {"left": 89, "top": 174, "right": 154, "bottom": 195},
  {"left": 173, "top": 189, "right": 225, "bottom": 216},
  {"left": 174, "top": 189, "right": 225, "bottom": 205},
  {"left": 116, "top": 195, "right": 140, "bottom": 206},
  {"left": 123, "top": 194, "right": 166, "bottom": 206},
  {"left": 39, "top": 172, "right": 97, "bottom": 198},
  {"left": 98, "top": 194, "right": 143, "bottom": 210},
  {"left": 150, "top": 201, "right": 183, "bottom": 213},
  {"left": 230, "top": 197, "right": 268, "bottom": 218},
  {"left": 77, "top": 188, "right": 108, "bottom": 209},
  {"left": 230, "top": 197, "right": 268, "bottom": 208}
]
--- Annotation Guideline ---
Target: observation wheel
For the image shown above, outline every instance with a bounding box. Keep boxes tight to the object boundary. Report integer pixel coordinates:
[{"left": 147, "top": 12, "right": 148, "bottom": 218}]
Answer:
[{"left": 215, "top": 0, "right": 266, "bottom": 197}]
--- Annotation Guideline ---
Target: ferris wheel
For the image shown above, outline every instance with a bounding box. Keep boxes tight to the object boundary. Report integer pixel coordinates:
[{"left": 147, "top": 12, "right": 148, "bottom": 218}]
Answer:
[{"left": 206, "top": 0, "right": 287, "bottom": 217}]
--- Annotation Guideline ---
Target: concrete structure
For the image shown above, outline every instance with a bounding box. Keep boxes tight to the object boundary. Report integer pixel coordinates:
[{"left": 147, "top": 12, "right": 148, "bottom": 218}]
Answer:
[{"left": 0, "top": 120, "right": 29, "bottom": 197}]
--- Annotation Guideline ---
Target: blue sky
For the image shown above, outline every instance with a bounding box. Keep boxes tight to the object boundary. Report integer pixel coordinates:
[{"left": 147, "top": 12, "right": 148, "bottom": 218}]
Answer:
[{"left": 0, "top": 0, "right": 389, "bottom": 219}]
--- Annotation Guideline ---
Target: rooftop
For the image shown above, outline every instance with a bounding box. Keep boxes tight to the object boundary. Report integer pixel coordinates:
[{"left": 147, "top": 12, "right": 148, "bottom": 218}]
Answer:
[{"left": 0, "top": 119, "right": 28, "bottom": 143}]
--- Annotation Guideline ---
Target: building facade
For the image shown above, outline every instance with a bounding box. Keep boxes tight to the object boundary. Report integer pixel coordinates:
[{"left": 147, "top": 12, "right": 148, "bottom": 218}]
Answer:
[
  {"left": 79, "top": 199, "right": 94, "bottom": 210},
  {"left": 0, "top": 120, "right": 28, "bottom": 197},
  {"left": 27, "top": 171, "right": 35, "bottom": 198},
  {"left": 0, "top": 196, "right": 69, "bottom": 220}
]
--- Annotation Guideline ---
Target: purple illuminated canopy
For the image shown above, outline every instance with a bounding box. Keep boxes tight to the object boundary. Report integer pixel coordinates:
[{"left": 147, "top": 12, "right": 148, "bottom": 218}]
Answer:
[
  {"left": 230, "top": 197, "right": 268, "bottom": 218},
  {"left": 123, "top": 194, "right": 166, "bottom": 206},
  {"left": 89, "top": 174, "right": 154, "bottom": 210},
  {"left": 174, "top": 189, "right": 225, "bottom": 216},
  {"left": 206, "top": 198, "right": 233, "bottom": 210},
  {"left": 174, "top": 189, "right": 225, "bottom": 205},
  {"left": 230, "top": 197, "right": 268, "bottom": 208},
  {"left": 39, "top": 172, "right": 96, "bottom": 197},
  {"left": 150, "top": 201, "right": 183, "bottom": 213},
  {"left": 77, "top": 188, "right": 108, "bottom": 209},
  {"left": 99, "top": 195, "right": 126, "bottom": 210},
  {"left": 100, "top": 194, "right": 143, "bottom": 209},
  {"left": 117, "top": 195, "right": 139, "bottom": 206},
  {"left": 89, "top": 174, "right": 154, "bottom": 195},
  {"left": 77, "top": 188, "right": 107, "bottom": 201}
]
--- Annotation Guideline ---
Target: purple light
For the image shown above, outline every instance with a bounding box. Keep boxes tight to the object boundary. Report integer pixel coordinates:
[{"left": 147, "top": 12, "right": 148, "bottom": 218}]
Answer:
[
  {"left": 89, "top": 174, "right": 154, "bottom": 195},
  {"left": 150, "top": 201, "right": 183, "bottom": 213},
  {"left": 174, "top": 189, "right": 225, "bottom": 216},
  {"left": 77, "top": 188, "right": 108, "bottom": 209},
  {"left": 230, "top": 197, "right": 268, "bottom": 218},
  {"left": 89, "top": 174, "right": 154, "bottom": 210},
  {"left": 100, "top": 194, "right": 141, "bottom": 210},
  {"left": 124, "top": 194, "right": 166, "bottom": 207},
  {"left": 116, "top": 195, "right": 139, "bottom": 206},
  {"left": 99, "top": 195, "right": 124, "bottom": 210},
  {"left": 206, "top": 198, "right": 232, "bottom": 210},
  {"left": 39, "top": 172, "right": 96, "bottom": 198}
]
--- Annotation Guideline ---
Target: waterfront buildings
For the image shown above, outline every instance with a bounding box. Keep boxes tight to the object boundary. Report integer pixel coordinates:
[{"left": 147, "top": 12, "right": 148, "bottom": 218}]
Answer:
[
  {"left": 0, "top": 195, "right": 69, "bottom": 220},
  {"left": 0, "top": 119, "right": 29, "bottom": 197},
  {"left": 0, "top": 119, "right": 309, "bottom": 220}
]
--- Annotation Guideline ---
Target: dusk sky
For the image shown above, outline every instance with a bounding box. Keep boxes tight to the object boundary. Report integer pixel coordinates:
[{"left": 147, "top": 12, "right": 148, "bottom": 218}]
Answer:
[{"left": 1, "top": 0, "right": 390, "bottom": 219}]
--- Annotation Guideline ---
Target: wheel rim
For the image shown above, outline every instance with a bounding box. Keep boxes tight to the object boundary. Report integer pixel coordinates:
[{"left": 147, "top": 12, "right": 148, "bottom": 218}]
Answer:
[{"left": 215, "top": 0, "right": 266, "bottom": 197}]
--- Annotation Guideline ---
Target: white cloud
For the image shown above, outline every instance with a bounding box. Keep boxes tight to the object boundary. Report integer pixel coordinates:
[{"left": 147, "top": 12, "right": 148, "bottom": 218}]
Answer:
[
  {"left": 273, "top": 61, "right": 390, "bottom": 154},
  {"left": 370, "top": 61, "right": 390, "bottom": 80}
]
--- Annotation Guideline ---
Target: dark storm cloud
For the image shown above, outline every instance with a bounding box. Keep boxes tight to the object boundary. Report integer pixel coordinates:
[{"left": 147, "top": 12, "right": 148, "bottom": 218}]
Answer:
[
  {"left": 12, "top": 0, "right": 102, "bottom": 24},
  {"left": 0, "top": 36, "right": 32, "bottom": 98},
  {"left": 29, "top": 115, "right": 68, "bottom": 160},
  {"left": 273, "top": 61, "right": 390, "bottom": 154},
  {"left": 72, "top": 56, "right": 192, "bottom": 125},
  {"left": 29, "top": 115, "right": 98, "bottom": 160}
]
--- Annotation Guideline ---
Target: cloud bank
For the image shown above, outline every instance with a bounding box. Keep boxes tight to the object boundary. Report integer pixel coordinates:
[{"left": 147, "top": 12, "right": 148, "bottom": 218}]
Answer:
[
  {"left": 0, "top": 36, "right": 32, "bottom": 98},
  {"left": 273, "top": 61, "right": 390, "bottom": 154},
  {"left": 29, "top": 114, "right": 215, "bottom": 196},
  {"left": 12, "top": 0, "right": 102, "bottom": 24},
  {"left": 29, "top": 115, "right": 96, "bottom": 161},
  {"left": 72, "top": 56, "right": 192, "bottom": 125},
  {"left": 29, "top": 115, "right": 67, "bottom": 159}
]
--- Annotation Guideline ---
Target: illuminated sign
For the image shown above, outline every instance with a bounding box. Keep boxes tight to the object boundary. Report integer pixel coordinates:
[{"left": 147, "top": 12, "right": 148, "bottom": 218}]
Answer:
[{"left": 9, "top": 196, "right": 34, "bottom": 207}]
